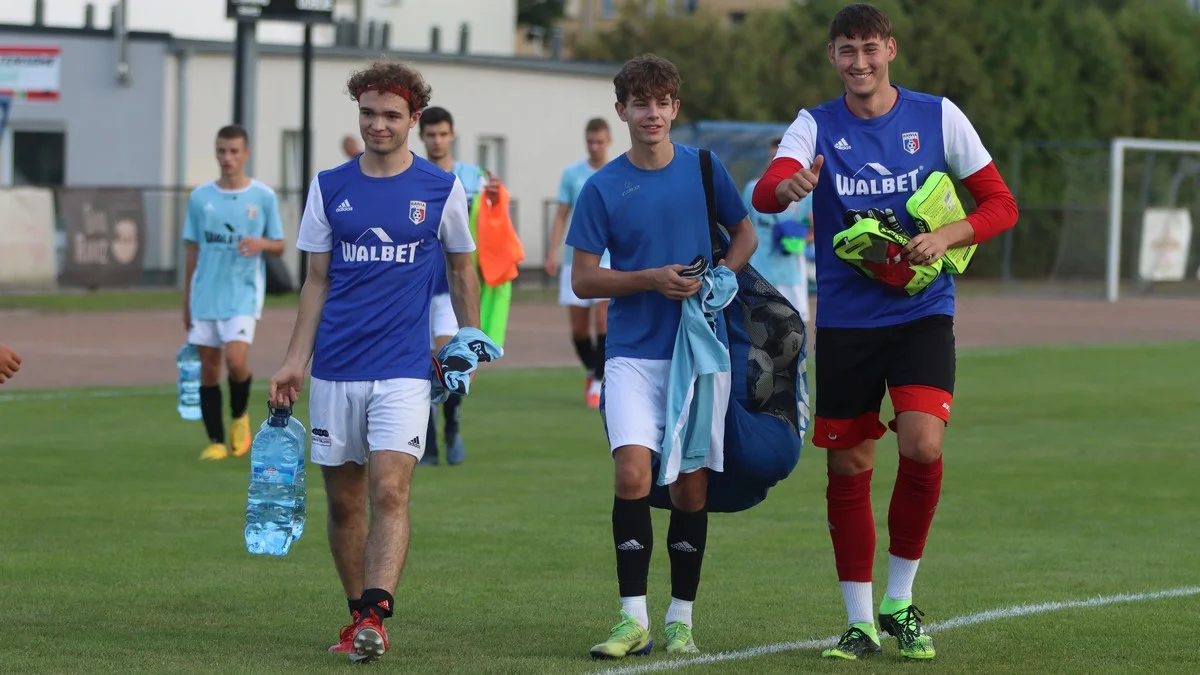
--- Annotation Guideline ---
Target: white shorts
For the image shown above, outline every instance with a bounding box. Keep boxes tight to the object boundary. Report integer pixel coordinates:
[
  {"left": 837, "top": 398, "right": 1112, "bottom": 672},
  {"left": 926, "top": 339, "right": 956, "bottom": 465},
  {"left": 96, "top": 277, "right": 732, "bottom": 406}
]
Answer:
[
  {"left": 560, "top": 262, "right": 611, "bottom": 308},
  {"left": 600, "top": 357, "right": 724, "bottom": 479},
  {"left": 429, "top": 293, "right": 458, "bottom": 346},
  {"left": 308, "top": 376, "right": 432, "bottom": 466},
  {"left": 188, "top": 316, "right": 257, "bottom": 348}
]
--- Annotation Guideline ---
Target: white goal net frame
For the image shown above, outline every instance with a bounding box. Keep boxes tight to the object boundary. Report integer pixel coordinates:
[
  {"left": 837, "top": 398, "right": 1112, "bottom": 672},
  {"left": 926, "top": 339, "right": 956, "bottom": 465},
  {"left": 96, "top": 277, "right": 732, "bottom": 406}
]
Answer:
[{"left": 1106, "top": 137, "right": 1200, "bottom": 302}]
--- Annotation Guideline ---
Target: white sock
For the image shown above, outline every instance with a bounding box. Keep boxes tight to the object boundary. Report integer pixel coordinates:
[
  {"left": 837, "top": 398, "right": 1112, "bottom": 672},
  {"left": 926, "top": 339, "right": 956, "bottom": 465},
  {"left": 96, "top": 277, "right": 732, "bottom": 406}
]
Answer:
[
  {"left": 665, "top": 598, "right": 694, "bottom": 628},
  {"left": 620, "top": 595, "right": 649, "bottom": 630},
  {"left": 840, "top": 581, "right": 874, "bottom": 626},
  {"left": 886, "top": 554, "right": 921, "bottom": 603}
]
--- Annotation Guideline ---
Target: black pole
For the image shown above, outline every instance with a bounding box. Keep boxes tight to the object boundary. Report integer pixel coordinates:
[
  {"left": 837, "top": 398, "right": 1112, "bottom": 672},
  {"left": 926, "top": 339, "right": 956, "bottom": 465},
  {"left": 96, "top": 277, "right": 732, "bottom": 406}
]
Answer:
[
  {"left": 232, "top": 20, "right": 249, "bottom": 124},
  {"left": 299, "top": 22, "right": 314, "bottom": 288}
]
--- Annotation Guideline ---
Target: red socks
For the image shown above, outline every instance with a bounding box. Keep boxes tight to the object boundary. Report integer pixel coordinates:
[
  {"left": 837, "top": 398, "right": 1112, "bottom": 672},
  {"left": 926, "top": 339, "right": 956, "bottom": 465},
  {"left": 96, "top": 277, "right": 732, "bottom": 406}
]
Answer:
[
  {"left": 826, "top": 469, "right": 876, "bottom": 582},
  {"left": 888, "top": 454, "right": 944, "bottom": 561}
]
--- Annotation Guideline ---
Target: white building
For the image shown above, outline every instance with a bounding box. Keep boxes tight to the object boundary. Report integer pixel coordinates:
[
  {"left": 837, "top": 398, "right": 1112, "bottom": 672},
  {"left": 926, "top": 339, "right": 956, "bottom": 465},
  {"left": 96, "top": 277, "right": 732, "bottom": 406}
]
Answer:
[{"left": 0, "top": 0, "right": 518, "bottom": 54}]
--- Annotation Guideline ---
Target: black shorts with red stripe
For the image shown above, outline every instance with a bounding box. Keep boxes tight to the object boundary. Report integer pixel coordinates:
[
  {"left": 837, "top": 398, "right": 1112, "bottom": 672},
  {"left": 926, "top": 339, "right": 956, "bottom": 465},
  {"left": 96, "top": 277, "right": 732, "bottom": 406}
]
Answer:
[{"left": 814, "top": 314, "right": 955, "bottom": 450}]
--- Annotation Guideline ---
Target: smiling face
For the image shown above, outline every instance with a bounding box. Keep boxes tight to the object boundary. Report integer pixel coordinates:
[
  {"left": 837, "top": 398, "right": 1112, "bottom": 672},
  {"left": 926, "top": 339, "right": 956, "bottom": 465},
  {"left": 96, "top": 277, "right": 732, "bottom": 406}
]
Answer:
[
  {"left": 357, "top": 90, "right": 417, "bottom": 158},
  {"left": 829, "top": 33, "right": 896, "bottom": 100},
  {"left": 617, "top": 93, "right": 679, "bottom": 148}
]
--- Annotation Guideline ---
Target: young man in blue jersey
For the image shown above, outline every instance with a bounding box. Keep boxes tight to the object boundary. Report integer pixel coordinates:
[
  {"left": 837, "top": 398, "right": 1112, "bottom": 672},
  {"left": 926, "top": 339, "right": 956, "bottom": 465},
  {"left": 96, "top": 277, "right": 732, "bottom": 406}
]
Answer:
[
  {"left": 415, "top": 105, "right": 496, "bottom": 466},
  {"left": 182, "top": 124, "right": 286, "bottom": 461},
  {"left": 743, "top": 136, "right": 813, "bottom": 325},
  {"left": 752, "top": 3, "right": 1018, "bottom": 661},
  {"left": 268, "top": 60, "right": 480, "bottom": 663},
  {"left": 568, "top": 54, "right": 758, "bottom": 659},
  {"left": 546, "top": 117, "right": 613, "bottom": 409}
]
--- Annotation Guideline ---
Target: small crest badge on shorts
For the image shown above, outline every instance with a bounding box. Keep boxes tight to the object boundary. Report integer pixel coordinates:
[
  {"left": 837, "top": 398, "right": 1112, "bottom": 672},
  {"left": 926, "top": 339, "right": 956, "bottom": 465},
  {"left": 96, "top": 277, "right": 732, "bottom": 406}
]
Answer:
[
  {"left": 408, "top": 200, "right": 427, "bottom": 225},
  {"left": 902, "top": 131, "right": 921, "bottom": 155},
  {"left": 246, "top": 205, "right": 258, "bottom": 220}
]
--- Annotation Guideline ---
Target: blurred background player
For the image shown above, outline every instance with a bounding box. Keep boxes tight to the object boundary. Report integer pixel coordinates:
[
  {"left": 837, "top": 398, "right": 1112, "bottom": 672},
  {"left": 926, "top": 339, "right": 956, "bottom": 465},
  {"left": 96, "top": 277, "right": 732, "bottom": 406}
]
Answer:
[
  {"left": 182, "top": 124, "right": 286, "bottom": 461},
  {"left": 743, "top": 137, "right": 813, "bottom": 324},
  {"left": 0, "top": 343, "right": 20, "bottom": 384},
  {"left": 342, "top": 134, "right": 362, "bottom": 160},
  {"left": 416, "top": 106, "right": 500, "bottom": 466},
  {"left": 545, "top": 117, "right": 613, "bottom": 408}
]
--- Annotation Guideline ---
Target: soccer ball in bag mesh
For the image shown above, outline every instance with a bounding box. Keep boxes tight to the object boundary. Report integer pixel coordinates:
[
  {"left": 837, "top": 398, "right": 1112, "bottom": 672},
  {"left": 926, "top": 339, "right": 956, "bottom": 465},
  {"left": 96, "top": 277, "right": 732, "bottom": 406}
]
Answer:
[{"left": 744, "top": 298, "right": 807, "bottom": 411}]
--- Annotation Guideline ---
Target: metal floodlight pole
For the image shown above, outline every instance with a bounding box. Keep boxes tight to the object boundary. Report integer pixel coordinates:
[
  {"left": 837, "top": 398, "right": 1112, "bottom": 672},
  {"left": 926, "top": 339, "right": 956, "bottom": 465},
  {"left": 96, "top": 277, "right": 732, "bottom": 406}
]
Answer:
[{"left": 299, "top": 22, "right": 314, "bottom": 288}]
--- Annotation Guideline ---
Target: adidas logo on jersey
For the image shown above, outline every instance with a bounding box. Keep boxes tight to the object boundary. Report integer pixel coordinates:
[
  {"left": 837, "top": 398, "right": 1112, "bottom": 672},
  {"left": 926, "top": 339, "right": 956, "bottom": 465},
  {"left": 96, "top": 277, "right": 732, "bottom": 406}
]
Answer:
[
  {"left": 408, "top": 436, "right": 421, "bottom": 449},
  {"left": 836, "top": 163, "right": 923, "bottom": 198},
  {"left": 336, "top": 199, "right": 353, "bottom": 213},
  {"left": 834, "top": 138, "right": 852, "bottom": 150}
]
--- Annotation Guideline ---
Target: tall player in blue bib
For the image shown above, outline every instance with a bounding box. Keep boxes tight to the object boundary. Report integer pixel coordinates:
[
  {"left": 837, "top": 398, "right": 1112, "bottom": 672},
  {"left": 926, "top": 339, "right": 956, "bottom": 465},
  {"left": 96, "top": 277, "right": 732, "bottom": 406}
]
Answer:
[
  {"left": 416, "top": 106, "right": 492, "bottom": 466},
  {"left": 568, "top": 54, "right": 757, "bottom": 660},
  {"left": 269, "top": 60, "right": 480, "bottom": 664},
  {"left": 183, "top": 124, "right": 286, "bottom": 461},
  {"left": 752, "top": 3, "right": 1018, "bottom": 661}
]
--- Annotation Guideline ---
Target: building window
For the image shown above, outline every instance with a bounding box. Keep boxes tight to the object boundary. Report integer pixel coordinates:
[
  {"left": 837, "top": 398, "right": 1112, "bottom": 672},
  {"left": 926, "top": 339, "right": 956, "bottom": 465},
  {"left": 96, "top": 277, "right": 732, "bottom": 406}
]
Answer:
[
  {"left": 728, "top": 11, "right": 747, "bottom": 24},
  {"left": 12, "top": 130, "right": 66, "bottom": 186},
  {"left": 601, "top": 0, "right": 616, "bottom": 18},
  {"left": 477, "top": 135, "right": 507, "bottom": 182}
]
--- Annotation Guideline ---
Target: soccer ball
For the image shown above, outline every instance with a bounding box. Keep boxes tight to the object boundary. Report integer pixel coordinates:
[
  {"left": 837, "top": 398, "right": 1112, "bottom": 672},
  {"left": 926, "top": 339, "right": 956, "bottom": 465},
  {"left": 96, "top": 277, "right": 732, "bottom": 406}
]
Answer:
[
  {"left": 747, "top": 346, "right": 775, "bottom": 405},
  {"left": 748, "top": 300, "right": 806, "bottom": 372}
]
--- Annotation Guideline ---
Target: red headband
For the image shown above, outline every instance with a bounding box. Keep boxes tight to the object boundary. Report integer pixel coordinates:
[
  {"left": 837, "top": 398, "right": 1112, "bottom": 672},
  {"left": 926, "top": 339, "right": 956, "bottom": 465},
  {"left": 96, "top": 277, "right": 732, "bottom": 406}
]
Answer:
[{"left": 355, "top": 84, "right": 415, "bottom": 110}]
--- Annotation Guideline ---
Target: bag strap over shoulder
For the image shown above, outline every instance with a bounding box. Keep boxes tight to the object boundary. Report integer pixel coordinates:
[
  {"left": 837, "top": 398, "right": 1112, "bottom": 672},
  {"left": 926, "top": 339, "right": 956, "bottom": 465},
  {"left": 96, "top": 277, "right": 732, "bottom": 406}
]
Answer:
[{"left": 699, "top": 148, "right": 726, "bottom": 260}]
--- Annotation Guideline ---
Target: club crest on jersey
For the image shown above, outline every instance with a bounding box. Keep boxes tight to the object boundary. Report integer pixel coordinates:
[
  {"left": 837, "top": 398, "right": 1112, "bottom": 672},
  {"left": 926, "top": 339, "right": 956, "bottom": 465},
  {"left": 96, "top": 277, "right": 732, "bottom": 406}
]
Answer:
[
  {"left": 408, "top": 200, "right": 427, "bottom": 225},
  {"left": 246, "top": 205, "right": 258, "bottom": 220},
  {"left": 902, "top": 131, "right": 921, "bottom": 155}
]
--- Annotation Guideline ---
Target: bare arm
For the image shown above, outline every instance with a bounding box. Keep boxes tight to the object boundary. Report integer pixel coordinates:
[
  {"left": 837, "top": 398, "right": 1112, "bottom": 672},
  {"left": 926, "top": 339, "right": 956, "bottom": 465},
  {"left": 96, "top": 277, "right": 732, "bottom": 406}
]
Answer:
[
  {"left": 718, "top": 217, "right": 758, "bottom": 273},
  {"left": 572, "top": 250, "right": 699, "bottom": 301},
  {"left": 546, "top": 203, "right": 571, "bottom": 270},
  {"left": 446, "top": 251, "right": 481, "bottom": 330},
  {"left": 182, "top": 242, "right": 198, "bottom": 330},
  {"left": 281, "top": 252, "right": 331, "bottom": 369}
]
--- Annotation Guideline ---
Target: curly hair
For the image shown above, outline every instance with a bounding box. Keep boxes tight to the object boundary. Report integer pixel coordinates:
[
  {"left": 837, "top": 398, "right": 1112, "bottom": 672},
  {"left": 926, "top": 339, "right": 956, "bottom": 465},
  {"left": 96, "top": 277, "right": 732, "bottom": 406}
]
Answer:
[
  {"left": 346, "top": 59, "right": 433, "bottom": 113},
  {"left": 613, "top": 54, "right": 681, "bottom": 106}
]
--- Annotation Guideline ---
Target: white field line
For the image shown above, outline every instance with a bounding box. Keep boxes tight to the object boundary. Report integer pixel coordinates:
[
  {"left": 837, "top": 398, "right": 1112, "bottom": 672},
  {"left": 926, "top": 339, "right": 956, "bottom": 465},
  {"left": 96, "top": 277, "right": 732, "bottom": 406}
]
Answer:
[{"left": 594, "top": 586, "right": 1200, "bottom": 675}]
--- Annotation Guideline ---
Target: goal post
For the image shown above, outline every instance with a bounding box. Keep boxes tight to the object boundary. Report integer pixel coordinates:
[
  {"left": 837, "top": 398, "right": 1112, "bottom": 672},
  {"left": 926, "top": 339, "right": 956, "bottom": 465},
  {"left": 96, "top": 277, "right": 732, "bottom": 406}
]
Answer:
[{"left": 1107, "top": 137, "right": 1200, "bottom": 302}]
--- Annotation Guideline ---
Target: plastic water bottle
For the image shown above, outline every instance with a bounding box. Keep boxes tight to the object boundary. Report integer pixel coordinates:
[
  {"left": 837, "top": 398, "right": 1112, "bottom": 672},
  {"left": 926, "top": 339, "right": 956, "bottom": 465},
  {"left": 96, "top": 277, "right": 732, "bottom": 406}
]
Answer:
[
  {"left": 245, "top": 405, "right": 307, "bottom": 556},
  {"left": 176, "top": 344, "right": 202, "bottom": 421}
]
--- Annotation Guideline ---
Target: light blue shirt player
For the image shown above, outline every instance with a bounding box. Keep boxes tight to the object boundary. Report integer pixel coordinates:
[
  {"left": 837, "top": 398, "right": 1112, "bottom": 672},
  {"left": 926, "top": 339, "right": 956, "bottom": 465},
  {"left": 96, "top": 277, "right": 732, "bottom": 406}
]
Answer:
[
  {"left": 431, "top": 161, "right": 487, "bottom": 296},
  {"left": 557, "top": 159, "right": 610, "bottom": 268},
  {"left": 297, "top": 156, "right": 476, "bottom": 382},
  {"left": 183, "top": 180, "right": 285, "bottom": 321}
]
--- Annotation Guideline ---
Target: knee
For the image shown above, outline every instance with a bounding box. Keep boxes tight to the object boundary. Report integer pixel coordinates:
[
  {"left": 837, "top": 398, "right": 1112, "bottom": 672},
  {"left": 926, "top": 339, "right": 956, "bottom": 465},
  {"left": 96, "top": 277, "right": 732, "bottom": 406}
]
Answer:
[
  {"left": 899, "top": 431, "right": 942, "bottom": 464},
  {"left": 370, "top": 482, "right": 411, "bottom": 515},
  {"left": 669, "top": 475, "right": 706, "bottom": 513},
  {"left": 327, "top": 495, "right": 366, "bottom": 526},
  {"left": 225, "top": 354, "right": 249, "bottom": 377},
  {"left": 827, "top": 441, "right": 875, "bottom": 476},
  {"left": 614, "top": 457, "right": 651, "bottom": 500}
]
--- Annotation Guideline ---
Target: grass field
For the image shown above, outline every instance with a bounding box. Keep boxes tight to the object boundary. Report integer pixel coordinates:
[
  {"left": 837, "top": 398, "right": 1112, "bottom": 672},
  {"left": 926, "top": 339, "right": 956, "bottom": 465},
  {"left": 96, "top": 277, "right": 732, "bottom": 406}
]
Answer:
[{"left": 1, "top": 343, "right": 1198, "bottom": 674}]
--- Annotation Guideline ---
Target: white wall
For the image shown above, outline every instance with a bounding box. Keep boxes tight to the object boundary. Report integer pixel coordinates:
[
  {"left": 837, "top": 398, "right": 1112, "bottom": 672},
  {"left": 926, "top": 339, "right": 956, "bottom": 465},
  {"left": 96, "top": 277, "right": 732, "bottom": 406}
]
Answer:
[
  {"left": 175, "top": 50, "right": 628, "bottom": 276},
  {"left": 0, "top": 0, "right": 515, "bottom": 54}
]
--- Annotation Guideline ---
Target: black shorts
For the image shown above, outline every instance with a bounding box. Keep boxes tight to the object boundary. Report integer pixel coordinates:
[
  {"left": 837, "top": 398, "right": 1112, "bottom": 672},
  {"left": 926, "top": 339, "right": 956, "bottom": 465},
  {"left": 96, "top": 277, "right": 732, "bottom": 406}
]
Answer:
[{"left": 813, "top": 314, "right": 956, "bottom": 450}]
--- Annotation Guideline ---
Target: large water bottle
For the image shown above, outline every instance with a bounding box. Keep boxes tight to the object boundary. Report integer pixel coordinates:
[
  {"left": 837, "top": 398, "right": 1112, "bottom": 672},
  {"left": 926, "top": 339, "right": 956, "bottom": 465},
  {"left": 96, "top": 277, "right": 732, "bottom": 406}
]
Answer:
[
  {"left": 176, "top": 344, "right": 202, "bottom": 421},
  {"left": 245, "top": 405, "right": 307, "bottom": 556}
]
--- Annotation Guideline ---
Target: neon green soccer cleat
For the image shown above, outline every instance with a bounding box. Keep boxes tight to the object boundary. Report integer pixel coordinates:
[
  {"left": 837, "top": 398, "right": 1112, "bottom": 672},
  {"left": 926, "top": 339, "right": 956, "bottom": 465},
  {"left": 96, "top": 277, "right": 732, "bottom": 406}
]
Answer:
[
  {"left": 879, "top": 598, "right": 936, "bottom": 659},
  {"left": 589, "top": 610, "right": 653, "bottom": 660},
  {"left": 821, "top": 622, "right": 882, "bottom": 660},
  {"left": 664, "top": 621, "right": 699, "bottom": 654}
]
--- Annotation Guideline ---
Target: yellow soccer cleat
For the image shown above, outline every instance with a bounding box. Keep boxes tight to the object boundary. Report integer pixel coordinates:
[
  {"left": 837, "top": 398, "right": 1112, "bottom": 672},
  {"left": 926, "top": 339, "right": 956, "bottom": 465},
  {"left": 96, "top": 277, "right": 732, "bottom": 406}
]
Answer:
[
  {"left": 230, "top": 415, "right": 252, "bottom": 457},
  {"left": 199, "top": 442, "right": 229, "bottom": 461}
]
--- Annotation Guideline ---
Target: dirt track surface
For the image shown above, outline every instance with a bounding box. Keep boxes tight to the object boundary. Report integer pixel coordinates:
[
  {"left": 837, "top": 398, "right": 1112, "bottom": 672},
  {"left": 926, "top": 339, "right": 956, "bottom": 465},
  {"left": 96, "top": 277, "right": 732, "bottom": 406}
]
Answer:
[{"left": 2, "top": 295, "right": 1199, "bottom": 391}]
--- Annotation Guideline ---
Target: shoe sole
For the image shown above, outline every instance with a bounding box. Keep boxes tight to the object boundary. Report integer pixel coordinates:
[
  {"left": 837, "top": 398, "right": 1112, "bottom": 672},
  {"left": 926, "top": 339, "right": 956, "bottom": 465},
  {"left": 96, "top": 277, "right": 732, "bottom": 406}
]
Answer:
[
  {"left": 590, "top": 640, "right": 653, "bottom": 660},
  {"left": 350, "top": 628, "right": 386, "bottom": 663}
]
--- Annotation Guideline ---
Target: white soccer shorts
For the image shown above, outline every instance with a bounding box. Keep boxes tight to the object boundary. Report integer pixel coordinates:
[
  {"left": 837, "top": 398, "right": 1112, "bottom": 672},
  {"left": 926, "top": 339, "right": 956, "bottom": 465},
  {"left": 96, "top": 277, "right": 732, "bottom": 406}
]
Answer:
[
  {"left": 188, "top": 316, "right": 257, "bottom": 348},
  {"left": 602, "top": 357, "right": 725, "bottom": 481},
  {"left": 308, "top": 376, "right": 432, "bottom": 465},
  {"left": 429, "top": 292, "right": 459, "bottom": 347}
]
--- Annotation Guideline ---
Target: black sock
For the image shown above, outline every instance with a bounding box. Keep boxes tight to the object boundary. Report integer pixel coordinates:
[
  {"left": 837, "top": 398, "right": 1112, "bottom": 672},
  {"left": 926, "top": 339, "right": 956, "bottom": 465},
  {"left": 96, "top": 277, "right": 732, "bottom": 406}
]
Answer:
[
  {"left": 426, "top": 405, "right": 439, "bottom": 457},
  {"left": 612, "top": 496, "right": 653, "bottom": 597},
  {"left": 199, "top": 385, "right": 225, "bottom": 443},
  {"left": 443, "top": 393, "right": 462, "bottom": 440},
  {"left": 593, "top": 334, "right": 607, "bottom": 381},
  {"left": 348, "top": 597, "right": 362, "bottom": 618},
  {"left": 229, "top": 374, "right": 252, "bottom": 419},
  {"left": 667, "top": 506, "right": 709, "bottom": 602},
  {"left": 572, "top": 336, "right": 594, "bottom": 373},
  {"left": 360, "top": 588, "right": 394, "bottom": 619}
]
